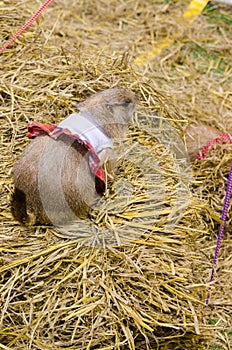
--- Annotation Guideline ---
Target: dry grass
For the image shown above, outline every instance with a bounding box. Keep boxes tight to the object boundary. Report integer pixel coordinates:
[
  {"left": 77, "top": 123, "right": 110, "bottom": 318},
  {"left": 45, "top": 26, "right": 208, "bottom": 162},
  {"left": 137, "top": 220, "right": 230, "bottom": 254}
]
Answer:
[{"left": 0, "top": 1, "right": 232, "bottom": 349}]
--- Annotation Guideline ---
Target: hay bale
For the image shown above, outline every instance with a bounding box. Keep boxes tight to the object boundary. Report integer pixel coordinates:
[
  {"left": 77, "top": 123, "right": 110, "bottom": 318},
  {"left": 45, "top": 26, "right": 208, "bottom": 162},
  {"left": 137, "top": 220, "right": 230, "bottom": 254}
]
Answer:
[{"left": 1, "top": 1, "right": 232, "bottom": 349}]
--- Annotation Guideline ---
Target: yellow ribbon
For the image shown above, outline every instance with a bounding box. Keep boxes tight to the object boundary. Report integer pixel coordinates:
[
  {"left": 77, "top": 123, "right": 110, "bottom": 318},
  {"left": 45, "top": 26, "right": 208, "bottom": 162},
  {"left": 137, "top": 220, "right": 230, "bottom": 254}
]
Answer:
[
  {"left": 135, "top": 0, "right": 209, "bottom": 66},
  {"left": 183, "top": 0, "right": 209, "bottom": 23}
]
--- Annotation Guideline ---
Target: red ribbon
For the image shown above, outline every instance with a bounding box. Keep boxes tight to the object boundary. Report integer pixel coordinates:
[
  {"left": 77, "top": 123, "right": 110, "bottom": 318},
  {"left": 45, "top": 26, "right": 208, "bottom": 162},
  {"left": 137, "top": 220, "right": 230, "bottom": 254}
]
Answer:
[{"left": 27, "top": 121, "right": 106, "bottom": 195}]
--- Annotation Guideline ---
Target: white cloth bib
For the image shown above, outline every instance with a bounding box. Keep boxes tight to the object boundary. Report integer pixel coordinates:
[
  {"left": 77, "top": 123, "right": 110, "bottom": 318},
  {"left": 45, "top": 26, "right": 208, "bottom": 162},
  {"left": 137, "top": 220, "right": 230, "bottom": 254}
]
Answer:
[{"left": 58, "top": 112, "right": 113, "bottom": 154}]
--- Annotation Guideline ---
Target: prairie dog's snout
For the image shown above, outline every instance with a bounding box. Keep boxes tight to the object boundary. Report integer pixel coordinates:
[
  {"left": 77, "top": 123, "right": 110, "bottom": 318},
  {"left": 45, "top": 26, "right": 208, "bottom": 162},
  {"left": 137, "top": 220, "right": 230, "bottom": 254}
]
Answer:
[{"left": 11, "top": 88, "right": 138, "bottom": 226}]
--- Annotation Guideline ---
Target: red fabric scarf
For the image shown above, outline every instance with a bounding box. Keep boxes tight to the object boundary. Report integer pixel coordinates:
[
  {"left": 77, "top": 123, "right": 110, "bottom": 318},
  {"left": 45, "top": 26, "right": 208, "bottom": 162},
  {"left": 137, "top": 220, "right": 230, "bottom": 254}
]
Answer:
[
  {"left": 198, "top": 133, "right": 232, "bottom": 160},
  {"left": 27, "top": 121, "right": 106, "bottom": 194}
]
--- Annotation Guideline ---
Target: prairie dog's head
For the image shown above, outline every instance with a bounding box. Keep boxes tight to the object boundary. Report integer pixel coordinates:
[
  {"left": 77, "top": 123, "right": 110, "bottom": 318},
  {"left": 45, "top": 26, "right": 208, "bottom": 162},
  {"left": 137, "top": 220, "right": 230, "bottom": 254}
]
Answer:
[
  {"left": 77, "top": 88, "right": 139, "bottom": 126},
  {"left": 185, "top": 123, "right": 220, "bottom": 161}
]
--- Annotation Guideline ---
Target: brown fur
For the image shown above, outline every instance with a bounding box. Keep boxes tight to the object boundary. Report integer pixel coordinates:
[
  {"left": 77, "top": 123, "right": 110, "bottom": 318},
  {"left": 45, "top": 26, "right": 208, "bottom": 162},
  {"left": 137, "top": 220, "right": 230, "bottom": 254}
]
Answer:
[
  {"left": 11, "top": 88, "right": 138, "bottom": 225},
  {"left": 185, "top": 123, "right": 220, "bottom": 161}
]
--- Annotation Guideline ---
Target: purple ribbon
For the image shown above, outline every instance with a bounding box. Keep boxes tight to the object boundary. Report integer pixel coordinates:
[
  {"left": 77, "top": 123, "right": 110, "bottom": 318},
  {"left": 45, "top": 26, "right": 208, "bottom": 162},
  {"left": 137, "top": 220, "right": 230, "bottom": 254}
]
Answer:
[{"left": 206, "top": 161, "right": 232, "bottom": 306}]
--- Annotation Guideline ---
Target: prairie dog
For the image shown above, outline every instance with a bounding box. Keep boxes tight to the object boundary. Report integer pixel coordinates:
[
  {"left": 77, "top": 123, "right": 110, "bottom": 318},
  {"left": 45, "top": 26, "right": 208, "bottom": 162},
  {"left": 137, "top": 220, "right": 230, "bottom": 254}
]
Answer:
[
  {"left": 11, "top": 88, "right": 138, "bottom": 226},
  {"left": 185, "top": 123, "right": 221, "bottom": 161}
]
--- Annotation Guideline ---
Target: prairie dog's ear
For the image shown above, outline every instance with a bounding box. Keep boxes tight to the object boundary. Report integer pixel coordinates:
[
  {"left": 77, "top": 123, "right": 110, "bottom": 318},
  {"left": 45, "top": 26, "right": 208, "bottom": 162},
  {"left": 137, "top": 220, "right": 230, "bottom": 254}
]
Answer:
[
  {"left": 76, "top": 101, "right": 85, "bottom": 111},
  {"left": 106, "top": 103, "right": 114, "bottom": 112}
]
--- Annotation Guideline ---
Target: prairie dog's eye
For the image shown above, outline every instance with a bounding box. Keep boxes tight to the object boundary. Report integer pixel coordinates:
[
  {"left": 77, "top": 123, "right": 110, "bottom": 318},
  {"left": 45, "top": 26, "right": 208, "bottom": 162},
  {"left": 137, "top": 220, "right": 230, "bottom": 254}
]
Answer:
[{"left": 121, "top": 100, "right": 132, "bottom": 107}]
